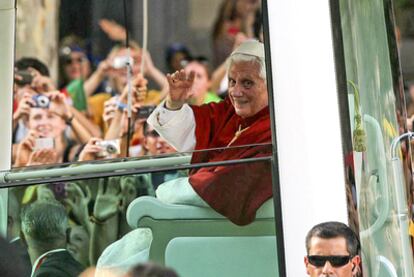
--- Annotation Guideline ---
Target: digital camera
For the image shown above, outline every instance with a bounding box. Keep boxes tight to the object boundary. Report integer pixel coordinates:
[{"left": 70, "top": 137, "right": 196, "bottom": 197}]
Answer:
[
  {"left": 137, "top": 105, "right": 156, "bottom": 119},
  {"left": 32, "top": 95, "right": 50, "bottom": 109},
  {"left": 96, "top": 139, "right": 121, "bottom": 157},
  {"left": 34, "top": 137, "right": 54, "bottom": 150},
  {"left": 112, "top": 56, "right": 134, "bottom": 69}
]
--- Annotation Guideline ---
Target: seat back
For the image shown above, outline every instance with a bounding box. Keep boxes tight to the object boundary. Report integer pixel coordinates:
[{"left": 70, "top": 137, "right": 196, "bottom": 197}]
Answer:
[
  {"left": 165, "top": 236, "right": 279, "bottom": 277},
  {"left": 126, "top": 197, "right": 277, "bottom": 267}
]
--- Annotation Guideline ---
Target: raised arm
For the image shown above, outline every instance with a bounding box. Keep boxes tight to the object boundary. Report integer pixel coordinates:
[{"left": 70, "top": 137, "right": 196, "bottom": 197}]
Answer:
[{"left": 147, "top": 70, "right": 196, "bottom": 152}]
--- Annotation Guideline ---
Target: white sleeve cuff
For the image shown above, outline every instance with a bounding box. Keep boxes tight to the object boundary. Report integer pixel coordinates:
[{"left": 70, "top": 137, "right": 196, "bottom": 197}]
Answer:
[{"left": 147, "top": 101, "right": 196, "bottom": 152}]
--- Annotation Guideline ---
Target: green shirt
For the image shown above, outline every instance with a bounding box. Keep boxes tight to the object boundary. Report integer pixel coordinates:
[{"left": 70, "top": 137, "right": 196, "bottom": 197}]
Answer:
[
  {"left": 66, "top": 79, "right": 87, "bottom": 111},
  {"left": 204, "top": 91, "right": 222, "bottom": 104}
]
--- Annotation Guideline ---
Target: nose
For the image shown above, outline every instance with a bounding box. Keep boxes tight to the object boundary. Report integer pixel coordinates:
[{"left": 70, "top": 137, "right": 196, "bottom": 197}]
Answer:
[
  {"left": 321, "top": 261, "right": 334, "bottom": 275},
  {"left": 230, "top": 83, "right": 244, "bottom": 97}
]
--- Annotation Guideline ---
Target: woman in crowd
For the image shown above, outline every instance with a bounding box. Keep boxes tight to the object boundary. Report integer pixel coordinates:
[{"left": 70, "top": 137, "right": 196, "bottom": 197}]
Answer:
[
  {"left": 211, "top": 0, "right": 261, "bottom": 67},
  {"left": 14, "top": 91, "right": 91, "bottom": 167}
]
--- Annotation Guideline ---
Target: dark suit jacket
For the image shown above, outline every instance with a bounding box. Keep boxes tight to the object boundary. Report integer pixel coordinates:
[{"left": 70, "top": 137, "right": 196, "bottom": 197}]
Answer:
[
  {"left": 33, "top": 250, "right": 84, "bottom": 277},
  {"left": 10, "top": 237, "right": 32, "bottom": 277}
]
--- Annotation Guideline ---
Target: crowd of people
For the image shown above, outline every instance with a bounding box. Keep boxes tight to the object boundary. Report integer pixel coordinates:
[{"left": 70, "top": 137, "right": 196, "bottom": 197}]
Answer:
[
  {"left": 11, "top": 0, "right": 263, "bottom": 169},
  {"left": 3, "top": 0, "right": 372, "bottom": 276},
  {"left": 7, "top": 0, "right": 272, "bottom": 276}
]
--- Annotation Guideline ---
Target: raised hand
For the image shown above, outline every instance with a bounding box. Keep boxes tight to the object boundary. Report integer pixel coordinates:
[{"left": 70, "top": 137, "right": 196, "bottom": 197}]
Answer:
[
  {"left": 13, "top": 92, "right": 35, "bottom": 121},
  {"left": 119, "top": 74, "right": 148, "bottom": 104},
  {"left": 36, "top": 185, "right": 56, "bottom": 201},
  {"left": 47, "top": 90, "right": 72, "bottom": 121},
  {"left": 29, "top": 67, "right": 56, "bottom": 92},
  {"left": 27, "top": 149, "right": 58, "bottom": 166},
  {"left": 65, "top": 182, "right": 92, "bottom": 233},
  {"left": 92, "top": 178, "right": 122, "bottom": 222},
  {"left": 166, "top": 70, "right": 195, "bottom": 110},
  {"left": 102, "top": 97, "right": 117, "bottom": 126},
  {"left": 99, "top": 19, "right": 126, "bottom": 41},
  {"left": 14, "top": 131, "right": 38, "bottom": 167},
  {"left": 78, "top": 138, "right": 104, "bottom": 162}
]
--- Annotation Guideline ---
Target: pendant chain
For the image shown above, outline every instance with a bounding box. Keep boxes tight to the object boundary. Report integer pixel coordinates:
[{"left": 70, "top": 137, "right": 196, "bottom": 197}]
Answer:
[{"left": 227, "top": 124, "right": 250, "bottom": 147}]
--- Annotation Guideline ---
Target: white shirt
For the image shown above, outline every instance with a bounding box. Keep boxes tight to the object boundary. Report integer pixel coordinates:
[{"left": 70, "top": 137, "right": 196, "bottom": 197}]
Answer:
[{"left": 147, "top": 101, "right": 196, "bottom": 152}]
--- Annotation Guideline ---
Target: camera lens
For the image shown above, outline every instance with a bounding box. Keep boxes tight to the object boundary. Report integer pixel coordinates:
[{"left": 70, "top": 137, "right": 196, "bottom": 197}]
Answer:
[
  {"left": 106, "top": 144, "right": 118, "bottom": 154},
  {"left": 37, "top": 95, "right": 50, "bottom": 108}
]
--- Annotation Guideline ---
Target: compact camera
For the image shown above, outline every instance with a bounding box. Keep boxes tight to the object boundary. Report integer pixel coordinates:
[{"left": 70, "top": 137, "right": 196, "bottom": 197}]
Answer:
[
  {"left": 112, "top": 56, "right": 134, "bottom": 69},
  {"left": 32, "top": 94, "right": 50, "bottom": 109},
  {"left": 34, "top": 137, "right": 54, "bottom": 150},
  {"left": 15, "top": 70, "right": 33, "bottom": 86},
  {"left": 137, "top": 105, "right": 156, "bottom": 119},
  {"left": 96, "top": 139, "right": 121, "bottom": 157}
]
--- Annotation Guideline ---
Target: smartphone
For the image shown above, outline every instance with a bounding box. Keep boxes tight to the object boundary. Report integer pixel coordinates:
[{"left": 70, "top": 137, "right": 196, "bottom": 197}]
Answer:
[{"left": 34, "top": 137, "right": 54, "bottom": 150}]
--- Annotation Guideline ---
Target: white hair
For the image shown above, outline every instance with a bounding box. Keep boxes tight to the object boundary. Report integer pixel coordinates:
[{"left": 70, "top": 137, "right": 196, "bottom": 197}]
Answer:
[{"left": 226, "top": 53, "right": 267, "bottom": 81}]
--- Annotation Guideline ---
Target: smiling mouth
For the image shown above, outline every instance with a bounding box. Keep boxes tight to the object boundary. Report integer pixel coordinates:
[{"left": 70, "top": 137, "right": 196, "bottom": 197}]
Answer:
[
  {"left": 234, "top": 100, "right": 248, "bottom": 107},
  {"left": 37, "top": 127, "right": 51, "bottom": 135}
]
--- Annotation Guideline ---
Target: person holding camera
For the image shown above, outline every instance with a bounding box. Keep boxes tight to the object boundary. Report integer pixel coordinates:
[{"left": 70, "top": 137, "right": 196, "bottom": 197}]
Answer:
[
  {"left": 13, "top": 58, "right": 56, "bottom": 144},
  {"left": 102, "top": 73, "right": 152, "bottom": 157},
  {"left": 14, "top": 90, "right": 92, "bottom": 167},
  {"left": 12, "top": 58, "right": 103, "bottom": 166},
  {"left": 88, "top": 42, "right": 167, "bottom": 133}
]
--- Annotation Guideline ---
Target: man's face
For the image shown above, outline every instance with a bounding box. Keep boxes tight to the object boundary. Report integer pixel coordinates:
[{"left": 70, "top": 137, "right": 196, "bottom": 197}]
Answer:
[
  {"left": 228, "top": 61, "right": 268, "bottom": 118},
  {"left": 28, "top": 108, "right": 66, "bottom": 138},
  {"left": 184, "top": 61, "right": 210, "bottom": 99},
  {"left": 304, "top": 237, "right": 360, "bottom": 277}
]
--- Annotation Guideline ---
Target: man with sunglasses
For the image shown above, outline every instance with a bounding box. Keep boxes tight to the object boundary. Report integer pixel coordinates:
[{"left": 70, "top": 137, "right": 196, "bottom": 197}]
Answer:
[{"left": 304, "top": 221, "right": 361, "bottom": 277}]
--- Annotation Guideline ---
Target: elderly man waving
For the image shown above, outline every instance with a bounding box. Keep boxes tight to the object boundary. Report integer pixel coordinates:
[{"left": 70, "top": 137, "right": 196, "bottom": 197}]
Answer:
[
  {"left": 148, "top": 40, "right": 272, "bottom": 225},
  {"left": 96, "top": 41, "right": 273, "bottom": 273}
]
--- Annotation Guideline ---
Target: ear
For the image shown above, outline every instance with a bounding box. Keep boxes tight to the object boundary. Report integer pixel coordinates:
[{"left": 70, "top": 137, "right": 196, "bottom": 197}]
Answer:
[
  {"left": 304, "top": 256, "right": 310, "bottom": 275},
  {"left": 351, "top": 255, "right": 361, "bottom": 275}
]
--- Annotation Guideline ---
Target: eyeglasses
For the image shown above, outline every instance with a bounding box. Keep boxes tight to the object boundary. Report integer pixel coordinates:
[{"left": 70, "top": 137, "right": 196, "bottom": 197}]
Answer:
[
  {"left": 307, "top": 255, "right": 352, "bottom": 267},
  {"left": 180, "top": 56, "right": 209, "bottom": 67}
]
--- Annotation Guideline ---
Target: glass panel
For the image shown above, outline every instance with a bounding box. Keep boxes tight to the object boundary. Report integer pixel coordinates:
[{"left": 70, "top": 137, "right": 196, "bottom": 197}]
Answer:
[
  {"left": 335, "top": 0, "right": 414, "bottom": 275},
  {"left": 4, "top": 160, "right": 276, "bottom": 276},
  {"left": 12, "top": 0, "right": 268, "bottom": 168}
]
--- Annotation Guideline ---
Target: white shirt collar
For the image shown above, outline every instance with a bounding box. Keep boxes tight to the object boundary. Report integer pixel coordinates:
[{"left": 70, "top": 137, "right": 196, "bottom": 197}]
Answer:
[{"left": 31, "top": 248, "right": 66, "bottom": 277}]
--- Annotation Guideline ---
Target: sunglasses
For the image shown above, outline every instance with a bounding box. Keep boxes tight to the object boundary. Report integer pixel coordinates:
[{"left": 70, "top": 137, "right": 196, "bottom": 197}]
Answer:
[
  {"left": 307, "top": 255, "right": 352, "bottom": 267},
  {"left": 64, "top": 57, "right": 86, "bottom": 65}
]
